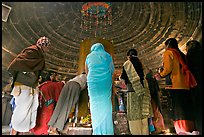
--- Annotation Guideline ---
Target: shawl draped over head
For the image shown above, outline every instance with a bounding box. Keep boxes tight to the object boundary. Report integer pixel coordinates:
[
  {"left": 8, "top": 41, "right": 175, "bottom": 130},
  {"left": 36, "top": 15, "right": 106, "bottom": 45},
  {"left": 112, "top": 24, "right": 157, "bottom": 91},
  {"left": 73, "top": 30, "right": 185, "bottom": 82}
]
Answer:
[
  {"left": 7, "top": 45, "right": 46, "bottom": 88},
  {"left": 7, "top": 45, "right": 45, "bottom": 72},
  {"left": 85, "top": 43, "right": 114, "bottom": 135}
]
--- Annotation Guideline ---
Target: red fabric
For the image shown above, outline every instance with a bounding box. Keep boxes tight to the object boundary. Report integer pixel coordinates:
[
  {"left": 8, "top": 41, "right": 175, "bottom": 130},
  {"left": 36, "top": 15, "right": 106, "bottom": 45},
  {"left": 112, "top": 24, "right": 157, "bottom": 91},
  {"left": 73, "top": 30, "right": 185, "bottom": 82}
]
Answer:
[
  {"left": 185, "top": 70, "right": 197, "bottom": 88},
  {"left": 174, "top": 120, "right": 195, "bottom": 134},
  {"left": 151, "top": 100, "right": 165, "bottom": 132},
  {"left": 167, "top": 48, "right": 197, "bottom": 88},
  {"left": 31, "top": 81, "right": 64, "bottom": 135}
]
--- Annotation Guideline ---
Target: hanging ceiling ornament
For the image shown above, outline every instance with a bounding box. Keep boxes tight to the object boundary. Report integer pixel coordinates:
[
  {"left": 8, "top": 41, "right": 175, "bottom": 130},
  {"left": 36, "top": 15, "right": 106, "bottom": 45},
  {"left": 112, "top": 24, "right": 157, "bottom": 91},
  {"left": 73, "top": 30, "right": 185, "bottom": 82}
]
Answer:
[{"left": 81, "top": 2, "right": 112, "bottom": 37}]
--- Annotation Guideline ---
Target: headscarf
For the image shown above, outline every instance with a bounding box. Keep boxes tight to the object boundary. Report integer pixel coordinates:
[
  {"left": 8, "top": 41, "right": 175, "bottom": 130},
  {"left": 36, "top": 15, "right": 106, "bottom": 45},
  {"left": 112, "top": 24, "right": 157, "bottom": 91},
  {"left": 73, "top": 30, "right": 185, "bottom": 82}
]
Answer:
[
  {"left": 36, "top": 36, "right": 51, "bottom": 47},
  {"left": 86, "top": 43, "right": 114, "bottom": 83},
  {"left": 90, "top": 43, "right": 105, "bottom": 52}
]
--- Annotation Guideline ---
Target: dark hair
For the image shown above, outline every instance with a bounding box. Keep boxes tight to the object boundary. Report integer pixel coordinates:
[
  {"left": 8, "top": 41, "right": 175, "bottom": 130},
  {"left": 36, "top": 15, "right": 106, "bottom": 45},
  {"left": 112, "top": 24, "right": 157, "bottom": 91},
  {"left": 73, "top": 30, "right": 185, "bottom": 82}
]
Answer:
[
  {"left": 127, "top": 49, "right": 137, "bottom": 57},
  {"left": 186, "top": 40, "right": 202, "bottom": 59},
  {"left": 166, "top": 38, "right": 187, "bottom": 64},
  {"left": 165, "top": 38, "right": 178, "bottom": 49},
  {"left": 44, "top": 73, "right": 52, "bottom": 82},
  {"left": 186, "top": 40, "right": 201, "bottom": 49},
  {"left": 44, "top": 71, "right": 57, "bottom": 82},
  {"left": 127, "top": 49, "right": 144, "bottom": 87}
]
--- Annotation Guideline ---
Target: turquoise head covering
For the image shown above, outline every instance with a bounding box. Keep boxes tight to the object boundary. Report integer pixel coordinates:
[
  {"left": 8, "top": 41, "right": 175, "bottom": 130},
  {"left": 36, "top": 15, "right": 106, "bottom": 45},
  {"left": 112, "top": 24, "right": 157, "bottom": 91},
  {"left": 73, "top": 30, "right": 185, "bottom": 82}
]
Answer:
[
  {"left": 90, "top": 43, "right": 104, "bottom": 52},
  {"left": 85, "top": 42, "right": 114, "bottom": 135}
]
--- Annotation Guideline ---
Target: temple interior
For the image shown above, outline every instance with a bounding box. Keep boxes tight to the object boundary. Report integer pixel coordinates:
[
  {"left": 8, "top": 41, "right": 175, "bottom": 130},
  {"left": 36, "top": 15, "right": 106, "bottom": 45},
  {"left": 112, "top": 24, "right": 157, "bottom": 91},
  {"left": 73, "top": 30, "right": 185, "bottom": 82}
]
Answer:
[{"left": 2, "top": 2, "right": 202, "bottom": 135}]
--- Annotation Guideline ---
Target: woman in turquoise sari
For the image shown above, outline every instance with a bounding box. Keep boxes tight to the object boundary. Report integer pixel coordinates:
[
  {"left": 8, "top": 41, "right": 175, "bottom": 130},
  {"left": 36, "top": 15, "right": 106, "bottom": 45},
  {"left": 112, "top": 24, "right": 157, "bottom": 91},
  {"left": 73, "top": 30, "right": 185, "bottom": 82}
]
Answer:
[{"left": 85, "top": 43, "right": 114, "bottom": 135}]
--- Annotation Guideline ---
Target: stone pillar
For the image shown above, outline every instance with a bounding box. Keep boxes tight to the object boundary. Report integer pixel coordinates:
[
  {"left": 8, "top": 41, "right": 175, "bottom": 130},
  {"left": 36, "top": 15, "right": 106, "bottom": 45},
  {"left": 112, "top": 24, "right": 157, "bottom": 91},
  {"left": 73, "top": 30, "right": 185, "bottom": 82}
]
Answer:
[{"left": 77, "top": 37, "right": 115, "bottom": 117}]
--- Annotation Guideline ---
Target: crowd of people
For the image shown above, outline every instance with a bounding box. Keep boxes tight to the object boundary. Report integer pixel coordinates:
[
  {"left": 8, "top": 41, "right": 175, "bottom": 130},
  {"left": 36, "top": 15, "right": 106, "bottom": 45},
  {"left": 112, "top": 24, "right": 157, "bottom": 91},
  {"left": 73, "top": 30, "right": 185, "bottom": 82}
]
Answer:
[{"left": 4, "top": 36, "right": 202, "bottom": 135}]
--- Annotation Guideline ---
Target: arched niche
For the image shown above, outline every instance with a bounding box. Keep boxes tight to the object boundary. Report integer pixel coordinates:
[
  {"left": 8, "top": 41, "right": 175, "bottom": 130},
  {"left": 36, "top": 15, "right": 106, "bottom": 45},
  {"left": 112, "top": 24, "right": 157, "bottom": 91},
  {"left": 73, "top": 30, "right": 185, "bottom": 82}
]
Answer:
[{"left": 77, "top": 37, "right": 115, "bottom": 117}]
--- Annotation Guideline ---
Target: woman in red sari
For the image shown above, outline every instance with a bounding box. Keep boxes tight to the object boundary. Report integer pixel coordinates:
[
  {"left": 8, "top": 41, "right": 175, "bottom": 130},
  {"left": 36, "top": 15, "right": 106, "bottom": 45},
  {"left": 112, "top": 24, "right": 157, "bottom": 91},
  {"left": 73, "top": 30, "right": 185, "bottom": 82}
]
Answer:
[{"left": 31, "top": 72, "right": 64, "bottom": 135}]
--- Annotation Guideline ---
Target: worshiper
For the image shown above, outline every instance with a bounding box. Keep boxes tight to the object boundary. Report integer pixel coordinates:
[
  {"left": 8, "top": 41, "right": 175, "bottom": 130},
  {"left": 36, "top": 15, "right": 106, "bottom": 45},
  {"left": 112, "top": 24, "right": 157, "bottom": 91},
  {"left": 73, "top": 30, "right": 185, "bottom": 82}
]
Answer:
[
  {"left": 85, "top": 43, "right": 115, "bottom": 135},
  {"left": 159, "top": 38, "right": 196, "bottom": 134},
  {"left": 7, "top": 36, "right": 51, "bottom": 135},
  {"left": 145, "top": 68, "right": 166, "bottom": 134},
  {"left": 47, "top": 72, "right": 87, "bottom": 135},
  {"left": 120, "top": 48, "right": 152, "bottom": 135},
  {"left": 186, "top": 40, "right": 202, "bottom": 135},
  {"left": 31, "top": 72, "right": 64, "bottom": 135}
]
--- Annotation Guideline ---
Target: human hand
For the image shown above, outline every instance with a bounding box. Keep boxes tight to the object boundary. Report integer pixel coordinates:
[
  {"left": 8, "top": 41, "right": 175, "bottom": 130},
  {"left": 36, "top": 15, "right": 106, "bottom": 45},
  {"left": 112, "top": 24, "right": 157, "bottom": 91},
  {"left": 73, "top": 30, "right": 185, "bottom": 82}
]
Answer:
[
  {"left": 114, "top": 79, "right": 127, "bottom": 90},
  {"left": 154, "top": 73, "right": 161, "bottom": 81},
  {"left": 158, "top": 67, "right": 164, "bottom": 73}
]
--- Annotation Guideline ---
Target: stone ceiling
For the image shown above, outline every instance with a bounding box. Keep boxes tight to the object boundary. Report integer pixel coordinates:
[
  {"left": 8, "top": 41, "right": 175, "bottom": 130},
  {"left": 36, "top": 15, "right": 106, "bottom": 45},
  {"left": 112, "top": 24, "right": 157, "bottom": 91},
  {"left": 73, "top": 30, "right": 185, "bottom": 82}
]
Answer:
[{"left": 2, "top": 2, "right": 202, "bottom": 85}]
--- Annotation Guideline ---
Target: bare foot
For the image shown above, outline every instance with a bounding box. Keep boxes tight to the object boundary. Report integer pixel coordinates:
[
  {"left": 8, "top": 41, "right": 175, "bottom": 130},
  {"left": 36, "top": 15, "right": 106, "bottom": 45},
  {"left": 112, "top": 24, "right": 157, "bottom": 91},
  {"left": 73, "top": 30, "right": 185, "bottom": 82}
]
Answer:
[
  {"left": 48, "top": 126, "right": 60, "bottom": 135},
  {"left": 10, "top": 128, "right": 18, "bottom": 135}
]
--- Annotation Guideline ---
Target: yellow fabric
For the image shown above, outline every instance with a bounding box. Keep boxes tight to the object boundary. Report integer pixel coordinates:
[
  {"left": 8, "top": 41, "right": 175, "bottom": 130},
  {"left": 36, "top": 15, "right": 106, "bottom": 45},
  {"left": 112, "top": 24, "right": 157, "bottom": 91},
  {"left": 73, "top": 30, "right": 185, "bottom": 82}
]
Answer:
[
  {"left": 128, "top": 118, "right": 149, "bottom": 135},
  {"left": 14, "top": 81, "right": 23, "bottom": 86},
  {"left": 167, "top": 48, "right": 197, "bottom": 88},
  {"left": 160, "top": 50, "right": 189, "bottom": 90},
  {"left": 11, "top": 83, "right": 38, "bottom": 97}
]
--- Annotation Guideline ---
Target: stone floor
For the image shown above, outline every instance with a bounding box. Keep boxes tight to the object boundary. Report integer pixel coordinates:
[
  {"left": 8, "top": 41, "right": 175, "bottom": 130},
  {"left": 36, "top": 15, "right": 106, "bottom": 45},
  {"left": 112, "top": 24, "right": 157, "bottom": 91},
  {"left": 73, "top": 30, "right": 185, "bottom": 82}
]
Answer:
[
  {"left": 2, "top": 126, "right": 176, "bottom": 135},
  {"left": 2, "top": 101, "right": 177, "bottom": 135},
  {"left": 2, "top": 126, "right": 35, "bottom": 135},
  {"left": 2, "top": 108, "right": 176, "bottom": 135}
]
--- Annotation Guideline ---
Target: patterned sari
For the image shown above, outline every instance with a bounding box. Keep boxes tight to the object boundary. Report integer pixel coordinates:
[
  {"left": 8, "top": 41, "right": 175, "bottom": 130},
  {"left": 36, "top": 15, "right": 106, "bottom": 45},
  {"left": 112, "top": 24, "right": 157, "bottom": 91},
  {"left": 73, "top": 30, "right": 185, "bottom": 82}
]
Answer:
[{"left": 122, "top": 60, "right": 152, "bottom": 135}]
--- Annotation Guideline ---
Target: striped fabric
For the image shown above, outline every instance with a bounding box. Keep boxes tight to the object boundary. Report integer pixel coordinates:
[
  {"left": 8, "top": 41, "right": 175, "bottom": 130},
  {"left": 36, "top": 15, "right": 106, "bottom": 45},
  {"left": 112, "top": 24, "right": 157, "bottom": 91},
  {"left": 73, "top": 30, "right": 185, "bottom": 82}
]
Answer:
[{"left": 123, "top": 60, "right": 152, "bottom": 120}]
